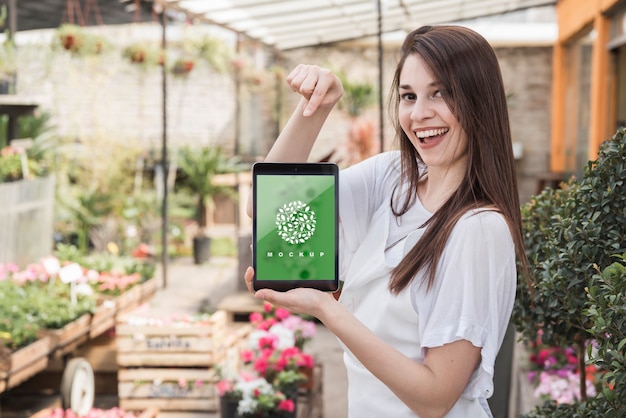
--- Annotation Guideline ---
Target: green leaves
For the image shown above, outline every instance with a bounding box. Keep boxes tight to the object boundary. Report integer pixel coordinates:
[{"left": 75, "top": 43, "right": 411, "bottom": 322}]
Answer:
[
  {"left": 176, "top": 145, "right": 245, "bottom": 229},
  {"left": 514, "top": 127, "right": 626, "bottom": 414},
  {"left": 0, "top": 279, "right": 96, "bottom": 350}
]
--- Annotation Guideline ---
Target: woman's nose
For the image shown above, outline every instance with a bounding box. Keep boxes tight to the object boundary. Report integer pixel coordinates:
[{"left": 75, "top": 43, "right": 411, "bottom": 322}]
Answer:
[{"left": 411, "top": 97, "right": 435, "bottom": 120}]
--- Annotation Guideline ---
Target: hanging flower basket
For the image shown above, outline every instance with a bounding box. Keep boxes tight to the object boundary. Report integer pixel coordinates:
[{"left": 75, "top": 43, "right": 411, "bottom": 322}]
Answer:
[
  {"left": 53, "top": 24, "right": 108, "bottom": 56},
  {"left": 171, "top": 58, "right": 195, "bottom": 77},
  {"left": 122, "top": 43, "right": 164, "bottom": 67}
]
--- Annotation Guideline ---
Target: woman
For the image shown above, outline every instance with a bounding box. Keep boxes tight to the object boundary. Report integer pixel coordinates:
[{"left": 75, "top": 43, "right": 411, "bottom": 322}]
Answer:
[{"left": 245, "top": 25, "right": 528, "bottom": 418}]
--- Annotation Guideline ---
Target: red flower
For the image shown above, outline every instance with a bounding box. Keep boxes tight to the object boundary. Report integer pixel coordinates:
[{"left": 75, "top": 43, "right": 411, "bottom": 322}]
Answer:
[
  {"left": 258, "top": 334, "right": 278, "bottom": 349},
  {"left": 275, "top": 307, "right": 291, "bottom": 320},
  {"left": 249, "top": 311, "right": 263, "bottom": 323},
  {"left": 241, "top": 349, "right": 255, "bottom": 363},
  {"left": 297, "top": 353, "right": 315, "bottom": 369},
  {"left": 254, "top": 357, "right": 269, "bottom": 375},
  {"left": 278, "top": 398, "right": 295, "bottom": 412}
]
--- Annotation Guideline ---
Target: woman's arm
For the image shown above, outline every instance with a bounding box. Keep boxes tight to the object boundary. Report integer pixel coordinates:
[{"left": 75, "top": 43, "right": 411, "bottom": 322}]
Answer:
[
  {"left": 244, "top": 268, "right": 481, "bottom": 418},
  {"left": 245, "top": 65, "right": 343, "bottom": 217}
]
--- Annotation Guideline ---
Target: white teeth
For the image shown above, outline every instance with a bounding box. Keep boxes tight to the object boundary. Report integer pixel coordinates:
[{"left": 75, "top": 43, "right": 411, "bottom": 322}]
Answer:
[{"left": 416, "top": 128, "right": 449, "bottom": 138}]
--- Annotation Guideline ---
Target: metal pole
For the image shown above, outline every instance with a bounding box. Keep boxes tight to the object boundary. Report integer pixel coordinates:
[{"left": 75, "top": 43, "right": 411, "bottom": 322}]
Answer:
[
  {"left": 8, "top": 0, "right": 16, "bottom": 38},
  {"left": 160, "top": 9, "right": 169, "bottom": 288},
  {"left": 377, "top": 0, "right": 384, "bottom": 153}
]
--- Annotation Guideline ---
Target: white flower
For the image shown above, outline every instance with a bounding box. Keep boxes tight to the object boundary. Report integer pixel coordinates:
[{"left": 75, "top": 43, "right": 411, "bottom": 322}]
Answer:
[
  {"left": 75, "top": 282, "right": 94, "bottom": 296},
  {"left": 237, "top": 397, "right": 258, "bottom": 415},
  {"left": 248, "top": 329, "right": 271, "bottom": 349},
  {"left": 268, "top": 323, "right": 296, "bottom": 349}
]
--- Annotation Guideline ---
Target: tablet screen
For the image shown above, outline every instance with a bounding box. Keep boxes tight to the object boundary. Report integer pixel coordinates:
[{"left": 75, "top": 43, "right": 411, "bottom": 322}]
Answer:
[{"left": 252, "top": 162, "right": 339, "bottom": 292}]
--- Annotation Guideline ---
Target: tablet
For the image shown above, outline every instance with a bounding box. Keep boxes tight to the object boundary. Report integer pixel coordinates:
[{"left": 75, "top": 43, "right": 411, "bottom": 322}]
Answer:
[{"left": 252, "top": 162, "right": 339, "bottom": 292}]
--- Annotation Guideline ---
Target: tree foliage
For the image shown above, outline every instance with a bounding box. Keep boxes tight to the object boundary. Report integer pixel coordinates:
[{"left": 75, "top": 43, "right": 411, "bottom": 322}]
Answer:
[{"left": 514, "top": 127, "right": 626, "bottom": 414}]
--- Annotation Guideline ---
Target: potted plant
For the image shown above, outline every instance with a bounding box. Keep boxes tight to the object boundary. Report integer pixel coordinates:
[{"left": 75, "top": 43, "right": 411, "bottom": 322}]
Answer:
[
  {"left": 176, "top": 145, "right": 243, "bottom": 264},
  {"left": 171, "top": 57, "right": 196, "bottom": 77},
  {"left": 53, "top": 24, "right": 109, "bottom": 56},
  {"left": 122, "top": 42, "right": 164, "bottom": 68}
]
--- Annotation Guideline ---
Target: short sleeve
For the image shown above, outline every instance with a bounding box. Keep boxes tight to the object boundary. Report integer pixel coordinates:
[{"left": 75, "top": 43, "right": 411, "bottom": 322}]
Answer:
[
  {"left": 338, "top": 151, "right": 401, "bottom": 280},
  {"left": 411, "top": 210, "right": 517, "bottom": 399}
]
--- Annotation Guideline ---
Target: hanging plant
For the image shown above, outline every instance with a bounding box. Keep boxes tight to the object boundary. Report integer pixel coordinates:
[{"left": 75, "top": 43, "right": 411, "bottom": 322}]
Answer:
[
  {"left": 171, "top": 57, "right": 195, "bottom": 77},
  {"left": 194, "top": 34, "right": 232, "bottom": 73},
  {"left": 53, "top": 24, "right": 109, "bottom": 56},
  {"left": 122, "top": 42, "right": 164, "bottom": 68}
]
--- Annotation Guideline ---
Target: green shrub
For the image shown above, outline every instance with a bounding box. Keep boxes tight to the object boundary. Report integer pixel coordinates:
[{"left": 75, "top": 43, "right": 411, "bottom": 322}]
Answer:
[
  {"left": 585, "top": 254, "right": 626, "bottom": 412},
  {"left": 514, "top": 127, "right": 626, "bottom": 411}
]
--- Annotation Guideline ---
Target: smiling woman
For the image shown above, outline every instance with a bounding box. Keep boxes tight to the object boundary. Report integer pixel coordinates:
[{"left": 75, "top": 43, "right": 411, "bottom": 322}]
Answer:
[{"left": 242, "top": 24, "right": 528, "bottom": 418}]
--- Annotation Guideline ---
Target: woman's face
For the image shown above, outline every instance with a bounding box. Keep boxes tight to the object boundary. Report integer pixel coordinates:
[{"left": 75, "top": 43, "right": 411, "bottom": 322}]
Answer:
[{"left": 398, "top": 54, "right": 468, "bottom": 173}]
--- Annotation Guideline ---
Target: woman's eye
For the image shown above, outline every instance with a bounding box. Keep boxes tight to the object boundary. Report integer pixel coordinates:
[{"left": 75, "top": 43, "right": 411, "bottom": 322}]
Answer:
[
  {"left": 400, "top": 93, "right": 416, "bottom": 101},
  {"left": 433, "top": 90, "right": 442, "bottom": 98}
]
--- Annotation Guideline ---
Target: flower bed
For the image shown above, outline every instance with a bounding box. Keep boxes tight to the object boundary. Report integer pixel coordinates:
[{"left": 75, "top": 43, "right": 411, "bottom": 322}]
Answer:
[
  {"left": 0, "top": 254, "right": 155, "bottom": 352},
  {"left": 526, "top": 331, "right": 600, "bottom": 405},
  {"left": 0, "top": 253, "right": 158, "bottom": 393},
  {"left": 217, "top": 302, "right": 318, "bottom": 418}
]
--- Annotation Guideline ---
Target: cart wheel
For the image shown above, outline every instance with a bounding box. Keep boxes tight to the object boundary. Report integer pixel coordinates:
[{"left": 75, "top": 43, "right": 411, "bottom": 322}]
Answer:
[{"left": 60, "top": 357, "right": 95, "bottom": 415}]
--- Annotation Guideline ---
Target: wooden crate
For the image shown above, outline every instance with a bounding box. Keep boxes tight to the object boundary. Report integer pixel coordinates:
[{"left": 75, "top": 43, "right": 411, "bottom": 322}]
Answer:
[
  {"left": 217, "top": 292, "right": 263, "bottom": 324},
  {"left": 29, "top": 407, "right": 160, "bottom": 418},
  {"left": 139, "top": 277, "right": 159, "bottom": 302},
  {"left": 116, "top": 284, "right": 144, "bottom": 316},
  {"left": 116, "top": 317, "right": 254, "bottom": 415},
  {"left": 1, "top": 336, "right": 51, "bottom": 392},
  {"left": 44, "top": 313, "right": 92, "bottom": 357},
  {"left": 118, "top": 367, "right": 218, "bottom": 413},
  {"left": 90, "top": 299, "right": 117, "bottom": 339},
  {"left": 116, "top": 310, "right": 228, "bottom": 368}
]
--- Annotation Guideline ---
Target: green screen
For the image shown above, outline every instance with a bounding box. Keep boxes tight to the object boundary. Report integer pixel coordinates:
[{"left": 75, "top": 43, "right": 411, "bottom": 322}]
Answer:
[{"left": 256, "top": 174, "right": 336, "bottom": 281}]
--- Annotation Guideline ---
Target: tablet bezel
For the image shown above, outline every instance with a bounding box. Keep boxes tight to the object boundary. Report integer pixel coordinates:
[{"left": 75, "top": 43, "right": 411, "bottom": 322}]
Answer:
[{"left": 252, "top": 162, "right": 339, "bottom": 292}]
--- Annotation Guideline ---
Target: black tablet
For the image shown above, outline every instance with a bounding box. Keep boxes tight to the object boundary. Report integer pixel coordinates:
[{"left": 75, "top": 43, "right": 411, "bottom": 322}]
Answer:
[{"left": 252, "top": 162, "right": 339, "bottom": 292}]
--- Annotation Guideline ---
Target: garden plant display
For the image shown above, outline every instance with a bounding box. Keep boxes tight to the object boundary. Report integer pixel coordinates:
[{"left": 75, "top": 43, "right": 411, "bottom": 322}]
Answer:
[
  {"left": 0, "top": 251, "right": 155, "bottom": 351},
  {"left": 249, "top": 301, "right": 317, "bottom": 350},
  {"left": 216, "top": 302, "right": 316, "bottom": 418}
]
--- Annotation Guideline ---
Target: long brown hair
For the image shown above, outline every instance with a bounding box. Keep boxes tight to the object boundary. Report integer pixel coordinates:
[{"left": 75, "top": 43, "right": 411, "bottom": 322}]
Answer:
[{"left": 388, "top": 25, "right": 528, "bottom": 293}]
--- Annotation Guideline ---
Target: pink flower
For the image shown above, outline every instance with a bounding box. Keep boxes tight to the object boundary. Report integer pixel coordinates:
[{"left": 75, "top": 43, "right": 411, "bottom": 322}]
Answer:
[
  {"left": 241, "top": 349, "right": 255, "bottom": 363},
  {"left": 258, "top": 334, "right": 278, "bottom": 349},
  {"left": 275, "top": 307, "right": 291, "bottom": 320},
  {"left": 258, "top": 318, "right": 277, "bottom": 330},
  {"left": 240, "top": 370, "right": 257, "bottom": 382},
  {"left": 278, "top": 398, "right": 295, "bottom": 412},
  {"left": 216, "top": 379, "right": 234, "bottom": 396},
  {"left": 254, "top": 357, "right": 269, "bottom": 375},
  {"left": 249, "top": 311, "right": 263, "bottom": 323},
  {"left": 297, "top": 352, "right": 315, "bottom": 368}
]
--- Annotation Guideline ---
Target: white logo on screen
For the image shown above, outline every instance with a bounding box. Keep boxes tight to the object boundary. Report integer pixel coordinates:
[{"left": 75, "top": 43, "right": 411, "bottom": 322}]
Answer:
[{"left": 275, "top": 200, "right": 316, "bottom": 244}]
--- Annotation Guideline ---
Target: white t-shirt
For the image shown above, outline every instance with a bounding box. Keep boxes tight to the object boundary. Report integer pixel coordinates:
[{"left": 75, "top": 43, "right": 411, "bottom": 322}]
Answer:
[{"left": 337, "top": 151, "right": 516, "bottom": 418}]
